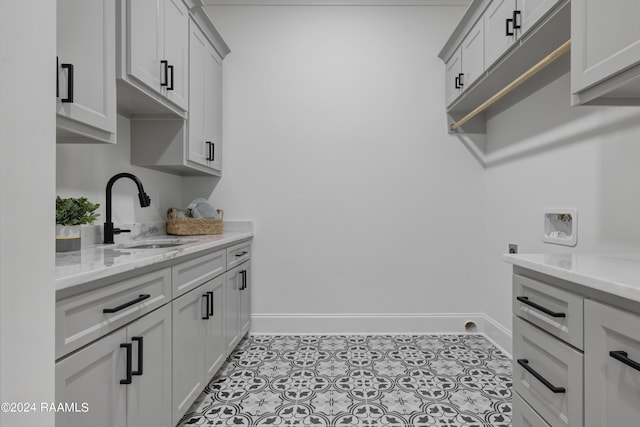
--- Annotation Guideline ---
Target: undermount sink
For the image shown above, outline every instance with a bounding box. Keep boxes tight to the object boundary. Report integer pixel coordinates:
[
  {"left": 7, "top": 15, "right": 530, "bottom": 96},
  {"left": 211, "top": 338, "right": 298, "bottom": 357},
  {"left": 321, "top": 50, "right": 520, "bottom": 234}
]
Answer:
[{"left": 117, "top": 238, "right": 196, "bottom": 250}]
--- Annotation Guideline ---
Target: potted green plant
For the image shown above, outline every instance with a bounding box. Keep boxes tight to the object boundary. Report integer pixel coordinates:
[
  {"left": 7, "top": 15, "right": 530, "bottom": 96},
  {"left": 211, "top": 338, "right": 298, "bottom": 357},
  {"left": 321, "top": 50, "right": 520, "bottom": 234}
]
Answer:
[{"left": 56, "top": 196, "right": 100, "bottom": 252}]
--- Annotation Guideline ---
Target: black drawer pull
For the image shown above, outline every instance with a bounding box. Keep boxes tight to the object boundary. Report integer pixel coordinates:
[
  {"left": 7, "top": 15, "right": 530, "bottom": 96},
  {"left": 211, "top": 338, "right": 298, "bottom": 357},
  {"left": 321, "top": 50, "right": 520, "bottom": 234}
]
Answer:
[
  {"left": 454, "top": 76, "right": 460, "bottom": 89},
  {"left": 207, "top": 291, "right": 214, "bottom": 316},
  {"left": 610, "top": 351, "right": 640, "bottom": 372},
  {"left": 132, "top": 337, "right": 143, "bottom": 376},
  {"left": 160, "top": 60, "right": 168, "bottom": 87},
  {"left": 202, "top": 293, "right": 210, "bottom": 320},
  {"left": 506, "top": 17, "right": 514, "bottom": 36},
  {"left": 513, "top": 10, "right": 521, "bottom": 29},
  {"left": 167, "top": 64, "right": 174, "bottom": 91},
  {"left": 517, "top": 296, "right": 566, "bottom": 318},
  {"left": 235, "top": 251, "right": 248, "bottom": 257},
  {"left": 103, "top": 294, "right": 151, "bottom": 314},
  {"left": 120, "top": 343, "right": 132, "bottom": 384},
  {"left": 60, "top": 63, "right": 74, "bottom": 103},
  {"left": 517, "top": 359, "right": 566, "bottom": 393}
]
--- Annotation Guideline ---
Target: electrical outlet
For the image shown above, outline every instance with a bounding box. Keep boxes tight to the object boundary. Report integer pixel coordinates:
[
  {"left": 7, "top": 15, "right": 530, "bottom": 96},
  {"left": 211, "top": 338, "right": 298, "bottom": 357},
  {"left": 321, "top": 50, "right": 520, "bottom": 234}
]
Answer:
[{"left": 509, "top": 244, "right": 518, "bottom": 254}]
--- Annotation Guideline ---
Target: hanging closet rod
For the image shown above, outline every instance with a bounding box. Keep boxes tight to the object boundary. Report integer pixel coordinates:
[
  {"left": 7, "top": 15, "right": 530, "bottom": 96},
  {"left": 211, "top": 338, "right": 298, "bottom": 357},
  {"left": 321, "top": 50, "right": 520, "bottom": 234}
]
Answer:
[{"left": 450, "top": 39, "right": 571, "bottom": 131}]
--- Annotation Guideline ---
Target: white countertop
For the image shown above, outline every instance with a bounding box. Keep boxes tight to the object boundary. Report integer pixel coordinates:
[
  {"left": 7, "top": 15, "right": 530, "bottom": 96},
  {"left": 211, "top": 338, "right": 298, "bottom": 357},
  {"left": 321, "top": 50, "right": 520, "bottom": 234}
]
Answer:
[
  {"left": 503, "top": 253, "right": 640, "bottom": 304},
  {"left": 56, "top": 231, "right": 253, "bottom": 291}
]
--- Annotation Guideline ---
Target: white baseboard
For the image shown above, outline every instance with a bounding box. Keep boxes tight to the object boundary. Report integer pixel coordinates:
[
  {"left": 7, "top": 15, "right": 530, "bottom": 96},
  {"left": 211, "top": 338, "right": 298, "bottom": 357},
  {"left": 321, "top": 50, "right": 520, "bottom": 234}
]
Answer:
[{"left": 250, "top": 312, "right": 512, "bottom": 355}]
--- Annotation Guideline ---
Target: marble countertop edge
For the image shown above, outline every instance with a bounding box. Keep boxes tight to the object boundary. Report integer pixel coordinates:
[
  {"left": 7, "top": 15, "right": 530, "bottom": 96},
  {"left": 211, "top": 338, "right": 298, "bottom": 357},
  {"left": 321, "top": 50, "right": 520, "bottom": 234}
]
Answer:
[
  {"left": 56, "top": 230, "right": 253, "bottom": 292},
  {"left": 503, "top": 253, "right": 640, "bottom": 303}
]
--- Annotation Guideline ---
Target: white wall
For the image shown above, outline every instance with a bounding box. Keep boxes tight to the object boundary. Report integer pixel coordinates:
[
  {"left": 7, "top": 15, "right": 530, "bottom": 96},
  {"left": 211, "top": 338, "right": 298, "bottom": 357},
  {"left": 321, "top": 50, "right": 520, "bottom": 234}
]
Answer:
[
  {"left": 202, "top": 4, "right": 487, "bottom": 331},
  {"left": 57, "top": 116, "right": 184, "bottom": 228},
  {"left": 483, "top": 73, "right": 640, "bottom": 331},
  {"left": 0, "top": 1, "right": 55, "bottom": 425}
]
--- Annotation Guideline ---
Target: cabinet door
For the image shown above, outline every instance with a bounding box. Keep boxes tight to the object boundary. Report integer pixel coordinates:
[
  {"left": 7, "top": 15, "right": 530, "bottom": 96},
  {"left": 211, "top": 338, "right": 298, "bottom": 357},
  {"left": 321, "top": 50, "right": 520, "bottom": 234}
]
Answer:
[
  {"left": 204, "top": 274, "right": 226, "bottom": 380},
  {"left": 445, "top": 47, "right": 462, "bottom": 107},
  {"left": 204, "top": 44, "right": 223, "bottom": 173},
  {"left": 127, "top": 0, "right": 163, "bottom": 93},
  {"left": 188, "top": 22, "right": 223, "bottom": 174},
  {"left": 460, "top": 18, "right": 485, "bottom": 90},
  {"left": 519, "top": 0, "right": 559, "bottom": 35},
  {"left": 571, "top": 0, "right": 640, "bottom": 93},
  {"left": 585, "top": 300, "right": 640, "bottom": 427},
  {"left": 484, "top": 0, "right": 518, "bottom": 67},
  {"left": 188, "top": 23, "right": 210, "bottom": 169},
  {"left": 56, "top": 0, "right": 116, "bottom": 138},
  {"left": 172, "top": 287, "right": 205, "bottom": 424},
  {"left": 163, "top": 0, "right": 189, "bottom": 110},
  {"left": 56, "top": 329, "right": 127, "bottom": 427},
  {"left": 239, "top": 262, "right": 251, "bottom": 337},
  {"left": 126, "top": 304, "right": 172, "bottom": 427},
  {"left": 226, "top": 265, "right": 242, "bottom": 352}
]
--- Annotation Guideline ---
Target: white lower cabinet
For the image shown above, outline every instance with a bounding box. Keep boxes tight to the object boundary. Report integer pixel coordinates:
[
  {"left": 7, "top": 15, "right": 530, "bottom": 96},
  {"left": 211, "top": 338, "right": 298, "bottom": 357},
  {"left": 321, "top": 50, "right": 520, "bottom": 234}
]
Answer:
[
  {"left": 226, "top": 261, "right": 251, "bottom": 352},
  {"left": 512, "top": 269, "right": 640, "bottom": 427},
  {"left": 56, "top": 239, "right": 252, "bottom": 426},
  {"left": 513, "top": 316, "right": 583, "bottom": 427},
  {"left": 173, "top": 272, "right": 226, "bottom": 424},
  {"left": 56, "top": 304, "right": 172, "bottom": 427},
  {"left": 584, "top": 300, "right": 640, "bottom": 427}
]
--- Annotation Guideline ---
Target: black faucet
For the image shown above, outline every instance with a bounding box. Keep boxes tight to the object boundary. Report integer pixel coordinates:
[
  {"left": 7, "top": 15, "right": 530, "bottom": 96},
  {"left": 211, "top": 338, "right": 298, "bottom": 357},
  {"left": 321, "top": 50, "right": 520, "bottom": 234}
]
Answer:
[{"left": 103, "top": 173, "right": 151, "bottom": 244}]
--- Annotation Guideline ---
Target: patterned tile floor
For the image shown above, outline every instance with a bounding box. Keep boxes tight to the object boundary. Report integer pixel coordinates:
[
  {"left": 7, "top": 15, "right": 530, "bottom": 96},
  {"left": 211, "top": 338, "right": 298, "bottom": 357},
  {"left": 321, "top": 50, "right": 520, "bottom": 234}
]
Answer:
[{"left": 177, "top": 334, "right": 512, "bottom": 427}]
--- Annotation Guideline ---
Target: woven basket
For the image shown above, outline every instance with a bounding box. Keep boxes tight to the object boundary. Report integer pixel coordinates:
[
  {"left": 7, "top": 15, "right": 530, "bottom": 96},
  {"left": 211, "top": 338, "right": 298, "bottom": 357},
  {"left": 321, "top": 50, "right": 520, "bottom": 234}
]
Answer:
[{"left": 166, "top": 208, "right": 224, "bottom": 235}]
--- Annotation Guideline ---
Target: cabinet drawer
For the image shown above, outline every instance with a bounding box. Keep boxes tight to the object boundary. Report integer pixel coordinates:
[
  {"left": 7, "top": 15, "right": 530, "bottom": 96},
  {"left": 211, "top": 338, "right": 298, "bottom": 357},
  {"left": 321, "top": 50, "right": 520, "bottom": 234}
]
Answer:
[
  {"left": 56, "top": 268, "right": 171, "bottom": 359},
  {"left": 172, "top": 250, "right": 226, "bottom": 297},
  {"left": 584, "top": 300, "right": 640, "bottom": 427},
  {"left": 513, "top": 274, "right": 584, "bottom": 349},
  {"left": 227, "top": 241, "right": 251, "bottom": 270},
  {"left": 513, "top": 392, "right": 551, "bottom": 427},
  {"left": 513, "top": 316, "right": 583, "bottom": 427}
]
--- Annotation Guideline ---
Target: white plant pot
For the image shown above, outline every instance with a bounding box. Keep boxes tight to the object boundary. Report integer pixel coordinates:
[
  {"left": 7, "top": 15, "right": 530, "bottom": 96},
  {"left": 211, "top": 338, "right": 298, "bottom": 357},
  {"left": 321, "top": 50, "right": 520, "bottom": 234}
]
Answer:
[{"left": 56, "top": 225, "right": 81, "bottom": 252}]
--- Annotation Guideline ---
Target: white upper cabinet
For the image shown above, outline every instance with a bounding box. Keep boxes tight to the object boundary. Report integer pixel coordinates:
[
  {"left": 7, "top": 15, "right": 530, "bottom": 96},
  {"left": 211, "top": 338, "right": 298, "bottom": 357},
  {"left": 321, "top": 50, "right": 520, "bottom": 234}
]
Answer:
[
  {"left": 118, "top": 0, "right": 189, "bottom": 116},
  {"left": 130, "top": 5, "right": 229, "bottom": 176},
  {"left": 460, "top": 19, "right": 486, "bottom": 93},
  {"left": 188, "top": 21, "right": 223, "bottom": 174},
  {"left": 445, "top": 18, "right": 485, "bottom": 107},
  {"left": 445, "top": 48, "right": 463, "bottom": 107},
  {"left": 571, "top": 0, "right": 640, "bottom": 105},
  {"left": 439, "top": 0, "right": 568, "bottom": 135},
  {"left": 485, "top": 0, "right": 560, "bottom": 66},
  {"left": 484, "top": 0, "right": 517, "bottom": 67},
  {"left": 56, "top": 0, "right": 117, "bottom": 144}
]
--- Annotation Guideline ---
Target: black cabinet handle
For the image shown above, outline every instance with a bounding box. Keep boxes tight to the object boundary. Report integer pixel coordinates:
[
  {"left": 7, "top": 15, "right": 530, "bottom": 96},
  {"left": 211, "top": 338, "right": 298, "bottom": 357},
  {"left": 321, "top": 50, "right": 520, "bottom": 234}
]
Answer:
[
  {"left": 207, "top": 291, "right": 214, "bottom": 316},
  {"left": 513, "top": 10, "right": 521, "bottom": 29},
  {"left": 60, "top": 63, "right": 74, "bottom": 103},
  {"left": 517, "top": 296, "right": 566, "bottom": 318},
  {"left": 160, "top": 60, "right": 169, "bottom": 87},
  {"left": 506, "top": 18, "right": 514, "bottom": 36},
  {"left": 454, "top": 76, "right": 460, "bottom": 89},
  {"left": 610, "top": 351, "right": 640, "bottom": 372},
  {"left": 517, "top": 359, "right": 566, "bottom": 393},
  {"left": 167, "top": 64, "right": 174, "bottom": 91},
  {"left": 202, "top": 294, "right": 210, "bottom": 319},
  {"left": 240, "top": 270, "right": 248, "bottom": 290},
  {"left": 206, "top": 141, "right": 215, "bottom": 161},
  {"left": 103, "top": 294, "right": 151, "bottom": 314},
  {"left": 235, "top": 251, "right": 248, "bottom": 257},
  {"left": 132, "top": 337, "right": 143, "bottom": 376},
  {"left": 457, "top": 73, "right": 464, "bottom": 87},
  {"left": 516, "top": 297, "right": 567, "bottom": 317},
  {"left": 120, "top": 343, "right": 133, "bottom": 385}
]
